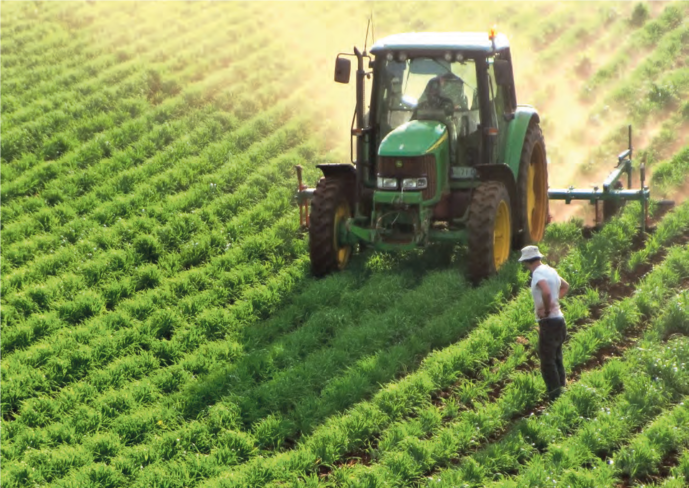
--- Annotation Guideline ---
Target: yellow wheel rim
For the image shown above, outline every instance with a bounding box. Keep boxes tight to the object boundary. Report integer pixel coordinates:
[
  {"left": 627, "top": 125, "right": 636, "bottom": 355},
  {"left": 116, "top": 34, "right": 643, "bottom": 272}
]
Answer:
[
  {"left": 334, "top": 201, "right": 352, "bottom": 270},
  {"left": 494, "top": 199, "right": 511, "bottom": 270},
  {"left": 527, "top": 146, "right": 547, "bottom": 242}
]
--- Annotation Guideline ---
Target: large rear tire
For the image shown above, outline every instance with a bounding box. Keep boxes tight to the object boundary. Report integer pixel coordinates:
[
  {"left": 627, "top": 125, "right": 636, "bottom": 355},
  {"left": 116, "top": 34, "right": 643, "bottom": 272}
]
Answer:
[
  {"left": 516, "top": 121, "right": 549, "bottom": 247},
  {"left": 467, "top": 181, "right": 512, "bottom": 284},
  {"left": 309, "top": 178, "right": 353, "bottom": 277}
]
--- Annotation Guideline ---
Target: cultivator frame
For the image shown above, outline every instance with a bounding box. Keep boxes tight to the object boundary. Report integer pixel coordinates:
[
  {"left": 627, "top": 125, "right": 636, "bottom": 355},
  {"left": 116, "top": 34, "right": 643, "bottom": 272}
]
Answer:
[{"left": 547, "top": 126, "right": 651, "bottom": 232}]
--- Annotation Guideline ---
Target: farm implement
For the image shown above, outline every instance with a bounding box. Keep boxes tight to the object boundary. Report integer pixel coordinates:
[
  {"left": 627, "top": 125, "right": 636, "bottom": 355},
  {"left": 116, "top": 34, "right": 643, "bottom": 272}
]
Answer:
[
  {"left": 295, "top": 29, "right": 657, "bottom": 282},
  {"left": 547, "top": 125, "right": 652, "bottom": 232}
]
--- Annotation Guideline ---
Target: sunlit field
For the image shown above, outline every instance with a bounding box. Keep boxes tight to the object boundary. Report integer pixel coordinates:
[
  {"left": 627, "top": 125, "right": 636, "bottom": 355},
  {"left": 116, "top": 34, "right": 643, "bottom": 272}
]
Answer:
[{"left": 2, "top": 2, "right": 689, "bottom": 487}]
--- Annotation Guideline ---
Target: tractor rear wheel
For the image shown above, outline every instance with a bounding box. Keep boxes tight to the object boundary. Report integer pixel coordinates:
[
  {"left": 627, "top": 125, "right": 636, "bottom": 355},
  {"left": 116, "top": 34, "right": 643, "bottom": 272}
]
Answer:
[
  {"left": 516, "top": 122, "right": 549, "bottom": 247},
  {"left": 467, "top": 181, "right": 512, "bottom": 284},
  {"left": 309, "top": 178, "right": 353, "bottom": 277}
]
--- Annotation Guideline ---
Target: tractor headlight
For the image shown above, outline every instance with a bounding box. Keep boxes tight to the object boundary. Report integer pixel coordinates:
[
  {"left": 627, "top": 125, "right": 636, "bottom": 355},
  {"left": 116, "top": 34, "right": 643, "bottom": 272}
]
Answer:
[
  {"left": 401, "top": 177, "right": 428, "bottom": 190},
  {"left": 377, "top": 176, "right": 398, "bottom": 189}
]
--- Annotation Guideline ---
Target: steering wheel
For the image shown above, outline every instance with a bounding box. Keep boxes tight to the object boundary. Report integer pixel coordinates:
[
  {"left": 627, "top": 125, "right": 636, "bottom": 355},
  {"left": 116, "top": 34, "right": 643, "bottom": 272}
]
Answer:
[{"left": 415, "top": 96, "right": 455, "bottom": 117}]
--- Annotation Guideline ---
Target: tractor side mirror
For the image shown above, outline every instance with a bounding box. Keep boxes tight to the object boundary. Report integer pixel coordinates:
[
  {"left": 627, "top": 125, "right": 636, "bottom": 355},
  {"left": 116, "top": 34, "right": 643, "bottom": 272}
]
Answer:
[
  {"left": 334, "top": 57, "right": 351, "bottom": 84},
  {"left": 494, "top": 59, "right": 512, "bottom": 86}
]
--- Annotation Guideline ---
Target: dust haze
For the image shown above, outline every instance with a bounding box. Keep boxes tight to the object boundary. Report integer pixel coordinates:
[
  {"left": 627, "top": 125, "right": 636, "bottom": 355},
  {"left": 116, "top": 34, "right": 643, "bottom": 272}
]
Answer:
[
  {"left": 251, "top": 1, "right": 677, "bottom": 222},
  {"left": 258, "top": 0, "right": 668, "bottom": 221}
]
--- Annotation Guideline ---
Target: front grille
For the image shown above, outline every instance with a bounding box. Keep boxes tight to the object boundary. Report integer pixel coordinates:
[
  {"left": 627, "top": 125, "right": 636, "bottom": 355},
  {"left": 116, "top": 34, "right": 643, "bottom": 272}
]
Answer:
[{"left": 378, "top": 155, "right": 437, "bottom": 200}]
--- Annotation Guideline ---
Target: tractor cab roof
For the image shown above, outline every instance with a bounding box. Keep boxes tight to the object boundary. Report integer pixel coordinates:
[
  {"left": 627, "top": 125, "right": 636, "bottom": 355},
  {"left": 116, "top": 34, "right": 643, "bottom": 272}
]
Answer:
[{"left": 370, "top": 31, "right": 510, "bottom": 55}]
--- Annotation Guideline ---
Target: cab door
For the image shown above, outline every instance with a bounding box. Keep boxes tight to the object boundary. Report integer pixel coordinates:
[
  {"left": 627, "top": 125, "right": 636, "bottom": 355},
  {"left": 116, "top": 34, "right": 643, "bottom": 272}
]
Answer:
[{"left": 486, "top": 57, "right": 509, "bottom": 165}]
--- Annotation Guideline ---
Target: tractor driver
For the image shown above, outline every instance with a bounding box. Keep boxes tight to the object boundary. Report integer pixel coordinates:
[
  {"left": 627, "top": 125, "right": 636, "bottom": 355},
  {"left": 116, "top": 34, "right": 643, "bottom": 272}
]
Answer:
[
  {"left": 415, "top": 76, "right": 455, "bottom": 115},
  {"left": 417, "top": 72, "right": 469, "bottom": 113},
  {"left": 414, "top": 73, "right": 468, "bottom": 165}
]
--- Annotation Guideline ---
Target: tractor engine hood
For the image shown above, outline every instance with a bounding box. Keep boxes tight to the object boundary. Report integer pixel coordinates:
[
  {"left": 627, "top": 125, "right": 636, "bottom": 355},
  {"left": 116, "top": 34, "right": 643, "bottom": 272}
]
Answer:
[{"left": 378, "top": 120, "right": 448, "bottom": 157}]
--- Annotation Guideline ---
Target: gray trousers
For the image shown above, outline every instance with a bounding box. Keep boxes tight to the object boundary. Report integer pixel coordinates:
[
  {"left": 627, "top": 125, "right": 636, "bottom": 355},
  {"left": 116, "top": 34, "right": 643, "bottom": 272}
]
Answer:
[{"left": 538, "top": 317, "right": 567, "bottom": 400}]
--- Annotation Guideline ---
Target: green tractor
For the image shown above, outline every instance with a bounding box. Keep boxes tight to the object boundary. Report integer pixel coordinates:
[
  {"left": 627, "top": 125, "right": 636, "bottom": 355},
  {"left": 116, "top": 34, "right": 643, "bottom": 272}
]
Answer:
[{"left": 296, "top": 30, "right": 549, "bottom": 283}]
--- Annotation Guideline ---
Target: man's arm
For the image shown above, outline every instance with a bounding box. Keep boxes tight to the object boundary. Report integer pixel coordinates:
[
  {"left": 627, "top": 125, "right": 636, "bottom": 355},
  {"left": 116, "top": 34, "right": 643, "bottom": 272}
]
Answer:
[
  {"left": 537, "top": 279, "right": 552, "bottom": 318},
  {"left": 559, "top": 277, "right": 570, "bottom": 299}
]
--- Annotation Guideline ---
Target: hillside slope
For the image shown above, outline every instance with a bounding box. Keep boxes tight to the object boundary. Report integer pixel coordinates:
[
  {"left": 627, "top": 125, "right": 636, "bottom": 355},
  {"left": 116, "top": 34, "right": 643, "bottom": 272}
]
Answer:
[{"left": 2, "top": 2, "right": 689, "bottom": 487}]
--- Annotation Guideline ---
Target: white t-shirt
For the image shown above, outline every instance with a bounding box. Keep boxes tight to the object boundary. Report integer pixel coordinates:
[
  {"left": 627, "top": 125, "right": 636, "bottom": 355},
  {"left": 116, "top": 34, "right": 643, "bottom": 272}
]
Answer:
[{"left": 530, "top": 264, "right": 564, "bottom": 320}]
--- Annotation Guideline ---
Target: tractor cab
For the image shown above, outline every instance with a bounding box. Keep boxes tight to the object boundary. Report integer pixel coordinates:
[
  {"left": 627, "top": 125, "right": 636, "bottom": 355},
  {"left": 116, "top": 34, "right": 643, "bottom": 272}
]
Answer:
[{"left": 368, "top": 32, "right": 517, "bottom": 177}]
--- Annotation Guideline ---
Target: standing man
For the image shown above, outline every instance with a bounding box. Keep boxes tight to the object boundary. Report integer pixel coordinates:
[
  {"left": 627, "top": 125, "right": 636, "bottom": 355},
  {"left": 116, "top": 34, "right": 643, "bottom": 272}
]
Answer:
[{"left": 519, "top": 245, "right": 570, "bottom": 401}]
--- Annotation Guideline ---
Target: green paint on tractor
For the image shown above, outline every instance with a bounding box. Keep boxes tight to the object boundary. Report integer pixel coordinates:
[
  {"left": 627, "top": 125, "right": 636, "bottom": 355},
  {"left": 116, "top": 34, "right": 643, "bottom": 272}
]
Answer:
[{"left": 378, "top": 120, "right": 448, "bottom": 157}]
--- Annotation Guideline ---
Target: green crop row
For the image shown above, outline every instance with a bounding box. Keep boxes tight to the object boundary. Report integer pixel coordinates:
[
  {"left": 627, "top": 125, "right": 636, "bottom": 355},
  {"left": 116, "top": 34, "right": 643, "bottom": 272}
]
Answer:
[
  {"left": 639, "top": 448, "right": 689, "bottom": 488},
  {"left": 409, "top": 241, "right": 689, "bottom": 488},
  {"left": 581, "top": 2, "right": 689, "bottom": 98},
  {"left": 0, "top": 78, "right": 290, "bottom": 244},
  {"left": 446, "top": 348, "right": 689, "bottom": 488},
  {"left": 320, "top": 203, "right": 689, "bottom": 486},
  {"left": 0, "top": 0, "right": 255, "bottom": 93},
  {"left": 0, "top": 127, "right": 330, "bottom": 450},
  {"left": 209, "top": 263, "right": 518, "bottom": 431},
  {"left": 0, "top": 257, "right": 312, "bottom": 488},
  {"left": 0, "top": 2, "right": 230, "bottom": 94},
  {"left": 0, "top": 211, "right": 310, "bottom": 466},
  {"left": 3, "top": 6, "right": 266, "bottom": 134},
  {"left": 607, "top": 27, "right": 689, "bottom": 123},
  {"left": 628, "top": 194, "right": 689, "bottom": 269},
  {"left": 0, "top": 129, "right": 318, "bottom": 416},
  {"left": 0, "top": 246, "right": 392, "bottom": 478},
  {"left": 14, "top": 266, "right": 516, "bottom": 485},
  {"left": 635, "top": 107, "right": 689, "bottom": 169},
  {"left": 0, "top": 82, "right": 300, "bottom": 278},
  {"left": 1, "top": 47, "right": 296, "bottom": 206},
  {"left": 0, "top": 114, "right": 314, "bottom": 328},
  {"left": 652, "top": 145, "right": 689, "bottom": 197},
  {"left": 191, "top": 203, "right": 645, "bottom": 486},
  {"left": 3, "top": 141, "right": 306, "bottom": 360},
  {"left": 495, "top": 291, "right": 689, "bottom": 487},
  {"left": 0, "top": 116, "right": 312, "bottom": 339},
  {"left": 472, "top": 297, "right": 689, "bottom": 488},
  {"left": 615, "top": 380, "right": 689, "bottom": 481},
  {"left": 0, "top": 9, "right": 255, "bottom": 162},
  {"left": 330, "top": 196, "right": 689, "bottom": 479},
  {"left": 412, "top": 232, "right": 688, "bottom": 483},
  {"left": 2, "top": 40, "right": 302, "bottom": 212}
]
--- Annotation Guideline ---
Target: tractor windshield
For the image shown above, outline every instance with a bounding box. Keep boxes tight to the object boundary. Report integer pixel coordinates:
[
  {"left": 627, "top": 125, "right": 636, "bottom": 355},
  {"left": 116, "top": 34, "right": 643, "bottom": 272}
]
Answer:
[{"left": 376, "top": 56, "right": 479, "bottom": 142}]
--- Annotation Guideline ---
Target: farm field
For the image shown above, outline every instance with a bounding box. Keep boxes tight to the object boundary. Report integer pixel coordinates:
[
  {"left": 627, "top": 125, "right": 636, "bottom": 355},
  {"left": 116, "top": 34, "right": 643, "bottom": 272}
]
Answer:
[{"left": 2, "top": 1, "right": 689, "bottom": 488}]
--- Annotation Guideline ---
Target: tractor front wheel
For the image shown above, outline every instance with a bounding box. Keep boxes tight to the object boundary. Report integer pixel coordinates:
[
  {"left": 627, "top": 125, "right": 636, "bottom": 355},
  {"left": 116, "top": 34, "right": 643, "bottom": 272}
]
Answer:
[
  {"left": 467, "top": 181, "right": 512, "bottom": 284},
  {"left": 309, "top": 178, "right": 353, "bottom": 277},
  {"left": 516, "top": 121, "right": 549, "bottom": 247}
]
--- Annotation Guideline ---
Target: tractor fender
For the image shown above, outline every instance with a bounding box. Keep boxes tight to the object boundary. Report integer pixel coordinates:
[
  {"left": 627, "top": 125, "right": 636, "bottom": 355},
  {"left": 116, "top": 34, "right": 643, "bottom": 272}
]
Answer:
[
  {"left": 316, "top": 163, "right": 357, "bottom": 210},
  {"left": 503, "top": 106, "right": 540, "bottom": 179},
  {"left": 316, "top": 163, "right": 357, "bottom": 179},
  {"left": 476, "top": 164, "right": 518, "bottom": 229}
]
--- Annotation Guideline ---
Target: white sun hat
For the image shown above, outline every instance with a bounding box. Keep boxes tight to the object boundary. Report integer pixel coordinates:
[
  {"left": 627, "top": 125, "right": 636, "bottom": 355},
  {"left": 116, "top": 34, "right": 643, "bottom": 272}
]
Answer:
[{"left": 518, "top": 245, "right": 544, "bottom": 262}]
